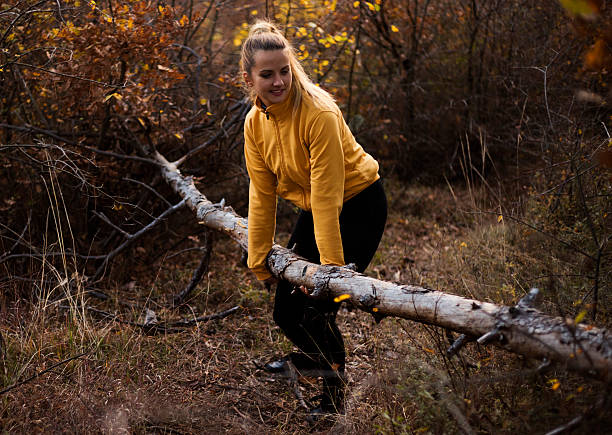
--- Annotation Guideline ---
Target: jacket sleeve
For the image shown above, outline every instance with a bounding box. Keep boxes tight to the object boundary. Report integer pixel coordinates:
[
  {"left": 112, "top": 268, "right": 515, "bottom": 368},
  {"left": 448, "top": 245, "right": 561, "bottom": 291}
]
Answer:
[
  {"left": 308, "top": 111, "right": 345, "bottom": 266},
  {"left": 244, "top": 122, "right": 277, "bottom": 281}
]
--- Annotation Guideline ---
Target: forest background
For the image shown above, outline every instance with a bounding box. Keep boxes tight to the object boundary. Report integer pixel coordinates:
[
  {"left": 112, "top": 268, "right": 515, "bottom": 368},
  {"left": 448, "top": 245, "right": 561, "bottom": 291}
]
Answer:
[{"left": 1, "top": 0, "right": 611, "bottom": 433}]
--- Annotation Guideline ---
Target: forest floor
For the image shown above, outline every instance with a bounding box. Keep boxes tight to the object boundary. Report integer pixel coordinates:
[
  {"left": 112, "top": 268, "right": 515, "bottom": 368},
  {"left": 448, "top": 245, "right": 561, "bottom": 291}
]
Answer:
[{"left": 1, "top": 180, "right": 610, "bottom": 434}]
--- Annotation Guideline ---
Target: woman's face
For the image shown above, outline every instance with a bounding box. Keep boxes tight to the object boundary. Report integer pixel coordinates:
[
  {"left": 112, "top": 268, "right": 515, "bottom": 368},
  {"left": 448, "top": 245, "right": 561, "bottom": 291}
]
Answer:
[{"left": 245, "top": 49, "right": 292, "bottom": 107}]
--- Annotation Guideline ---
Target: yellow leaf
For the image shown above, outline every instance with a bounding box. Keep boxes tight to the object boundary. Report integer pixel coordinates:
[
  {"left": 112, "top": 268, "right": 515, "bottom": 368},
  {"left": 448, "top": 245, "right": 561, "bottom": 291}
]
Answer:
[
  {"left": 174, "top": 133, "right": 183, "bottom": 140},
  {"left": 112, "top": 203, "right": 123, "bottom": 210},
  {"left": 103, "top": 93, "right": 122, "bottom": 102},
  {"left": 206, "top": 111, "right": 212, "bottom": 116},
  {"left": 574, "top": 310, "right": 587, "bottom": 324},
  {"left": 200, "top": 98, "right": 207, "bottom": 105},
  {"left": 460, "top": 241, "right": 467, "bottom": 248},
  {"left": 391, "top": 25, "right": 399, "bottom": 32},
  {"left": 559, "top": 0, "right": 599, "bottom": 19},
  {"left": 551, "top": 381, "right": 561, "bottom": 391},
  {"left": 333, "top": 294, "right": 351, "bottom": 303},
  {"left": 137, "top": 117, "right": 146, "bottom": 127},
  {"left": 497, "top": 215, "right": 503, "bottom": 223},
  {"left": 372, "top": 307, "right": 379, "bottom": 312},
  {"left": 251, "top": 9, "right": 258, "bottom": 15},
  {"left": 299, "top": 44, "right": 306, "bottom": 51},
  {"left": 423, "top": 347, "right": 435, "bottom": 354},
  {"left": 353, "top": 1, "right": 360, "bottom": 7}
]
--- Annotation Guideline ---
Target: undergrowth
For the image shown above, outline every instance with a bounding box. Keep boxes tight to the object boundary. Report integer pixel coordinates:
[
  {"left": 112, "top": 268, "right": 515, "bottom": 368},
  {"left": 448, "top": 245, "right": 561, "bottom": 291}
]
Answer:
[
  {"left": 1, "top": 127, "right": 611, "bottom": 434},
  {"left": 2, "top": 165, "right": 611, "bottom": 433}
]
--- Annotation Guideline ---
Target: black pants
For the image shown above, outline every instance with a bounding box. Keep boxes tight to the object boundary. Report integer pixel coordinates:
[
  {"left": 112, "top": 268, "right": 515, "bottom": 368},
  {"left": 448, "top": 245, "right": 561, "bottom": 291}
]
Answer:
[{"left": 273, "top": 179, "right": 387, "bottom": 372}]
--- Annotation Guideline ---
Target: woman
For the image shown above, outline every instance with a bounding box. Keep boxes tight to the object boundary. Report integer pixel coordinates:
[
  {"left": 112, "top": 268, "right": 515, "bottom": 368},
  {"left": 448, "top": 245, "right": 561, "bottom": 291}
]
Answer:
[{"left": 241, "top": 20, "right": 387, "bottom": 418}]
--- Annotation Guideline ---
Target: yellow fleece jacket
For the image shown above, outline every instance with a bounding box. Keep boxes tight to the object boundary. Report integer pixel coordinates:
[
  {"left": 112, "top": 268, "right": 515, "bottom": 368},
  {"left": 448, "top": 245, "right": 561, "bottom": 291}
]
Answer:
[{"left": 244, "top": 89, "right": 380, "bottom": 280}]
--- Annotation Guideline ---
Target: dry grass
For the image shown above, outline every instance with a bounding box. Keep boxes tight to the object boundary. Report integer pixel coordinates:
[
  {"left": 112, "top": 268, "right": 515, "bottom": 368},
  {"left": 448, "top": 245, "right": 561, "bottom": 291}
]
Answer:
[{"left": 1, "top": 180, "right": 610, "bottom": 434}]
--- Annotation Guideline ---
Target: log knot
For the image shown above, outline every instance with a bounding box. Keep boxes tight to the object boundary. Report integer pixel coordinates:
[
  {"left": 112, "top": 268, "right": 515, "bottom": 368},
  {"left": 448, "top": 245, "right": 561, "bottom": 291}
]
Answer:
[
  {"left": 359, "top": 285, "right": 385, "bottom": 323},
  {"left": 267, "top": 247, "right": 300, "bottom": 279},
  {"left": 311, "top": 269, "right": 332, "bottom": 298},
  {"left": 400, "top": 285, "right": 432, "bottom": 294}
]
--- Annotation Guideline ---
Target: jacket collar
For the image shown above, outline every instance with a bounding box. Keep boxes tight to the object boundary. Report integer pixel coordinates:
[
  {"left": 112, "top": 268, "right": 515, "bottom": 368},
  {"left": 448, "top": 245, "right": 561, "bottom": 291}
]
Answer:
[{"left": 255, "top": 86, "right": 296, "bottom": 119}]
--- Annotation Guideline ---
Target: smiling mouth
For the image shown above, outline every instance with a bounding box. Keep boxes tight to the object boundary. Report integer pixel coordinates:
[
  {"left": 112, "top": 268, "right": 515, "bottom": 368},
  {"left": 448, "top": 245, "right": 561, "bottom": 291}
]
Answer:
[{"left": 270, "top": 89, "right": 284, "bottom": 96}]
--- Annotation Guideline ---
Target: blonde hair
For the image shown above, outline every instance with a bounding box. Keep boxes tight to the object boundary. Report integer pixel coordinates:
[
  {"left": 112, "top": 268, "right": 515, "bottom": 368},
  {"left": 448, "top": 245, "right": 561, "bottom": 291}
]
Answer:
[{"left": 240, "top": 20, "right": 335, "bottom": 113}]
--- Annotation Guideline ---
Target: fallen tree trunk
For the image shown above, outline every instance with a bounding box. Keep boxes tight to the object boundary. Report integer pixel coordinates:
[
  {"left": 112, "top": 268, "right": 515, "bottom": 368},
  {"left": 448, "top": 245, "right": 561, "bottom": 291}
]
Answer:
[{"left": 154, "top": 151, "right": 612, "bottom": 381}]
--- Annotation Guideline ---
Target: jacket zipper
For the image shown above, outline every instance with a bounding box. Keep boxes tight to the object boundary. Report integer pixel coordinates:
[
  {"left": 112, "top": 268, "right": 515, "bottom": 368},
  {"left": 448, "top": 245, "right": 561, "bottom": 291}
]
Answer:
[{"left": 266, "top": 106, "right": 308, "bottom": 209}]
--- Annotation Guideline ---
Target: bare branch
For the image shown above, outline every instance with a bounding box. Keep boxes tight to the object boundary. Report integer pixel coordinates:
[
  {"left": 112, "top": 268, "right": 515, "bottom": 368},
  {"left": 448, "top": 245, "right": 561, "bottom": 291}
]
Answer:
[
  {"left": 91, "top": 199, "right": 187, "bottom": 281},
  {"left": 173, "top": 229, "right": 213, "bottom": 305}
]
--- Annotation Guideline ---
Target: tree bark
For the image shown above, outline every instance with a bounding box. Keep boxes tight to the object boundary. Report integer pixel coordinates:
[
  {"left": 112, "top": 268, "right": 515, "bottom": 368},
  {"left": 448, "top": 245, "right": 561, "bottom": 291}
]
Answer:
[{"left": 153, "top": 151, "right": 612, "bottom": 382}]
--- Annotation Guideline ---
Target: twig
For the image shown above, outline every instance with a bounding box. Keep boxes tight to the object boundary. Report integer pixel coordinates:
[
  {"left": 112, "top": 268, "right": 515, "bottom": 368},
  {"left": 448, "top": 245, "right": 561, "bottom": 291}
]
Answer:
[
  {"left": 91, "top": 199, "right": 186, "bottom": 281},
  {"left": 0, "top": 351, "right": 89, "bottom": 395},
  {"left": 0, "top": 0, "right": 49, "bottom": 46},
  {"left": 92, "top": 211, "right": 131, "bottom": 238},
  {"left": 12, "top": 62, "right": 125, "bottom": 88},
  {"left": 123, "top": 177, "right": 172, "bottom": 207},
  {"left": 173, "top": 99, "right": 248, "bottom": 167},
  {"left": 167, "top": 305, "right": 240, "bottom": 327},
  {"left": 544, "top": 416, "right": 583, "bottom": 435},
  {"left": 446, "top": 334, "right": 470, "bottom": 358},
  {"left": 0, "top": 124, "right": 161, "bottom": 165},
  {"left": 0, "top": 252, "right": 107, "bottom": 264},
  {"left": 0, "top": 212, "right": 31, "bottom": 261},
  {"left": 69, "top": 304, "right": 240, "bottom": 334},
  {"left": 173, "top": 230, "right": 213, "bottom": 305},
  {"left": 544, "top": 390, "right": 609, "bottom": 435}
]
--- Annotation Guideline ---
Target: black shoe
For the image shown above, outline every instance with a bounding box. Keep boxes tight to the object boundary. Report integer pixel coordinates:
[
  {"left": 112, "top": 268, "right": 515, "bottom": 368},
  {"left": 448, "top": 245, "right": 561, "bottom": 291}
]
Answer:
[
  {"left": 262, "top": 352, "right": 321, "bottom": 374},
  {"left": 263, "top": 356, "right": 290, "bottom": 373}
]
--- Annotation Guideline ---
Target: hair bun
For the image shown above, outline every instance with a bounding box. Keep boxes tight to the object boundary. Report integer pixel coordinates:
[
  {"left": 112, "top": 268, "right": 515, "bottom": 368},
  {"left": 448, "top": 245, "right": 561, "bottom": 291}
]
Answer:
[{"left": 249, "top": 20, "right": 281, "bottom": 36}]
